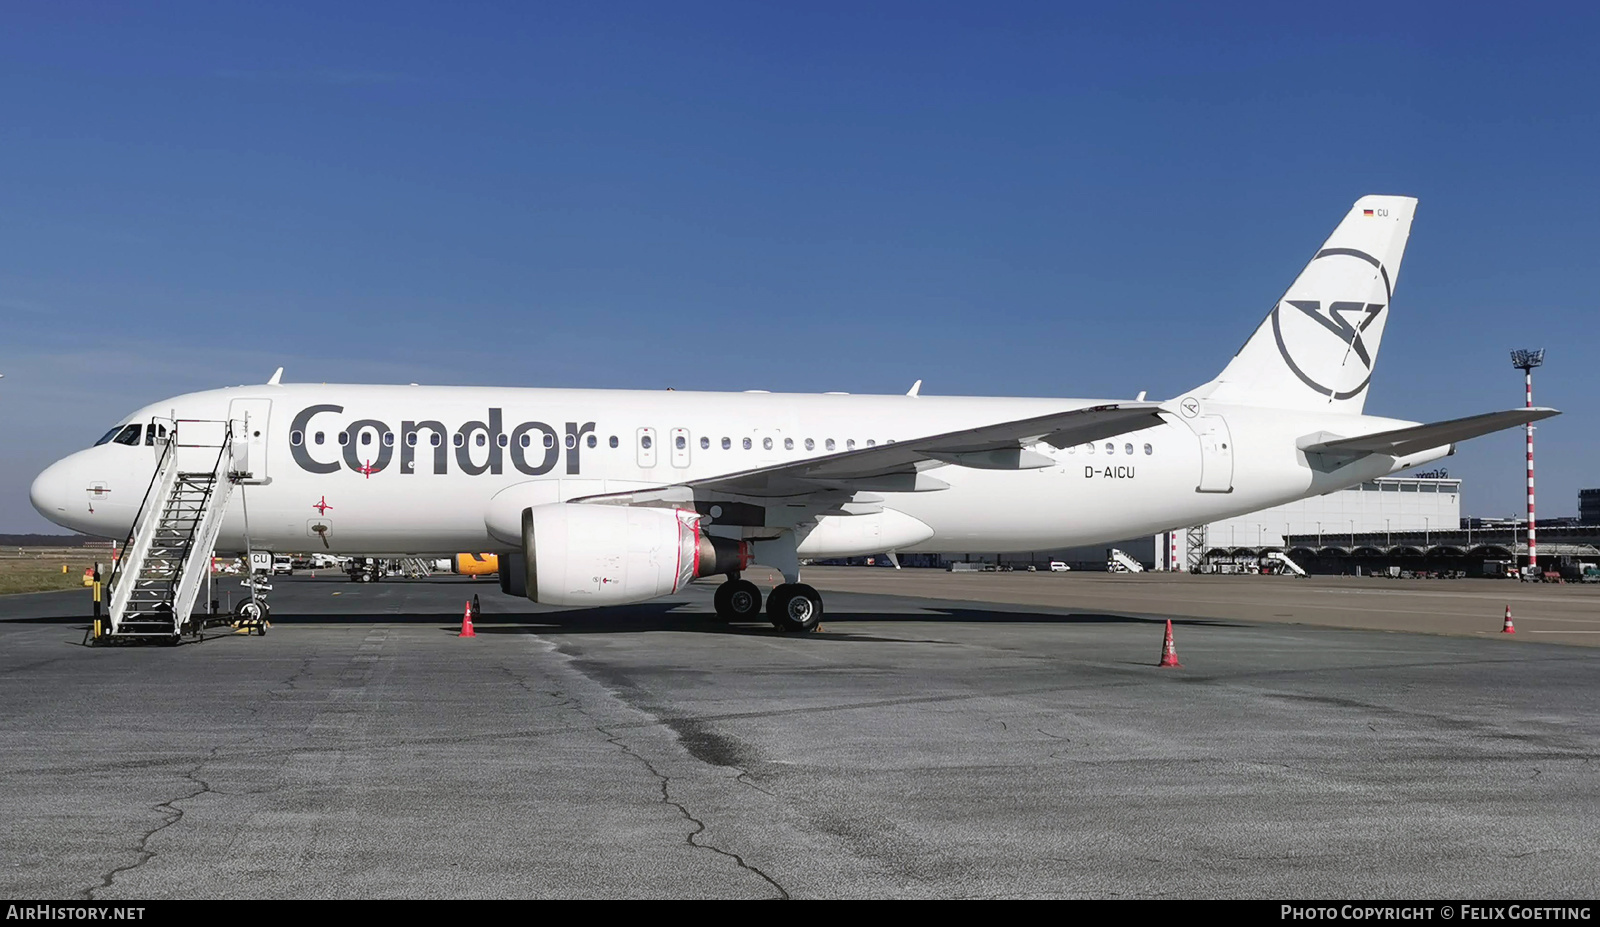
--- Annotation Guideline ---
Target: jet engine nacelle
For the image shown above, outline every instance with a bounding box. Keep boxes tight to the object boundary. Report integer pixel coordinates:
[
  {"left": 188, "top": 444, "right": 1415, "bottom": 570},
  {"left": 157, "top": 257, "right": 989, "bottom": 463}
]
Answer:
[{"left": 521, "top": 503, "right": 749, "bottom": 606}]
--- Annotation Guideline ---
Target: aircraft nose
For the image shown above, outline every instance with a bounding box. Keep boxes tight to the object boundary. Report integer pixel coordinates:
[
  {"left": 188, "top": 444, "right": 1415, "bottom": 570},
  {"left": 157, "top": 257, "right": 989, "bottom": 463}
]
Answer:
[{"left": 30, "top": 458, "right": 75, "bottom": 525}]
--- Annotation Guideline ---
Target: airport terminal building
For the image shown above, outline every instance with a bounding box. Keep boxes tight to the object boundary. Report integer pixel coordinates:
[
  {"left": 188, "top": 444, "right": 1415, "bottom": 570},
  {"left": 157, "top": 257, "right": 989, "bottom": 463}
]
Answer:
[
  {"left": 948, "top": 477, "right": 1600, "bottom": 576},
  {"left": 944, "top": 473, "right": 1495, "bottom": 574}
]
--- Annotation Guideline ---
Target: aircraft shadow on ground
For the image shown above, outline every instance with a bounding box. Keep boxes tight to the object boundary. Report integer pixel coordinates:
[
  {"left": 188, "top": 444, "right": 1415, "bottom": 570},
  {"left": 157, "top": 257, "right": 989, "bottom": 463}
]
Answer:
[
  {"left": 12, "top": 601, "right": 1243, "bottom": 637},
  {"left": 263, "top": 604, "right": 1242, "bottom": 635}
]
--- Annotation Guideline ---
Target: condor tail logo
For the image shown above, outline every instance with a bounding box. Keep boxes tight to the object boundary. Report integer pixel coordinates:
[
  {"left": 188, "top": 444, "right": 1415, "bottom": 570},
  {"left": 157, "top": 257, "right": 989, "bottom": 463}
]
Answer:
[{"left": 1195, "top": 195, "right": 1417, "bottom": 414}]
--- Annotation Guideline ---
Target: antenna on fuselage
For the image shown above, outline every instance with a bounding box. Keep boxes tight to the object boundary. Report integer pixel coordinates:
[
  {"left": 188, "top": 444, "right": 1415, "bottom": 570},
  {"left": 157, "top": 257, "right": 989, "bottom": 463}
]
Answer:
[
  {"left": 907, "top": 379, "right": 922, "bottom": 397},
  {"left": 267, "top": 367, "right": 283, "bottom": 386}
]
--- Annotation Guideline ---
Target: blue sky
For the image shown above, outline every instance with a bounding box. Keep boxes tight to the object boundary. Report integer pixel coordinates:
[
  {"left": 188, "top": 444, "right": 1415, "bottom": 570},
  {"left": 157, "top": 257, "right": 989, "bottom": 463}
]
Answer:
[{"left": 3, "top": 2, "right": 1597, "bottom": 530}]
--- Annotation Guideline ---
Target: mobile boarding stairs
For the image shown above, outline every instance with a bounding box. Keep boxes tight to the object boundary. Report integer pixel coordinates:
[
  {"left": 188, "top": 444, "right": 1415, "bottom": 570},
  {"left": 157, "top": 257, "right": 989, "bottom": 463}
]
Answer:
[{"left": 97, "top": 418, "right": 265, "bottom": 644}]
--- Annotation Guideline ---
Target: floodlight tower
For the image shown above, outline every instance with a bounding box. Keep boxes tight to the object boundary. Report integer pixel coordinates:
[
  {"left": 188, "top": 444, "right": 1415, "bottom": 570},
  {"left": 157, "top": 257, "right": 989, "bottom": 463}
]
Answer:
[{"left": 1511, "top": 349, "right": 1545, "bottom": 572}]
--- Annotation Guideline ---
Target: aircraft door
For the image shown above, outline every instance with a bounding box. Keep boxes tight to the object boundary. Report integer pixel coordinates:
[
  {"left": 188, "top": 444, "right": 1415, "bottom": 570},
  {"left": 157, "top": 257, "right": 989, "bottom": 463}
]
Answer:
[
  {"left": 1194, "top": 414, "right": 1234, "bottom": 493},
  {"left": 228, "top": 398, "right": 273, "bottom": 484}
]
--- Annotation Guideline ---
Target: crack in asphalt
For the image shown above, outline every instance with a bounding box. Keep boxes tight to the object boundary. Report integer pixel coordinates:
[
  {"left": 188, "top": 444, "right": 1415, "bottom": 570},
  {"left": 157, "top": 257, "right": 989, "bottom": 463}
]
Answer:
[
  {"left": 596, "top": 724, "right": 790, "bottom": 900},
  {"left": 83, "top": 746, "right": 220, "bottom": 900}
]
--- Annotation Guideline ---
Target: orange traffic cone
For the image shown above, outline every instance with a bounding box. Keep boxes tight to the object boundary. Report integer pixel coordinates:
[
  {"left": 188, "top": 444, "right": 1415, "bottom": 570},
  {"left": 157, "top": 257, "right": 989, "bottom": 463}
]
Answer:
[
  {"left": 1158, "top": 619, "right": 1182, "bottom": 667},
  {"left": 459, "top": 600, "right": 476, "bottom": 638},
  {"left": 1501, "top": 605, "right": 1516, "bottom": 635}
]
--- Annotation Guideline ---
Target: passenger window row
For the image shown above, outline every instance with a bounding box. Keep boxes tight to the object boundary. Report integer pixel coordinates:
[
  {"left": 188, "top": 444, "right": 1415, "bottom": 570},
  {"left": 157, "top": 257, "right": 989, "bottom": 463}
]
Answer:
[
  {"left": 1067, "top": 442, "right": 1156, "bottom": 456},
  {"left": 291, "top": 430, "right": 601, "bottom": 450},
  {"left": 284, "top": 427, "right": 898, "bottom": 463}
]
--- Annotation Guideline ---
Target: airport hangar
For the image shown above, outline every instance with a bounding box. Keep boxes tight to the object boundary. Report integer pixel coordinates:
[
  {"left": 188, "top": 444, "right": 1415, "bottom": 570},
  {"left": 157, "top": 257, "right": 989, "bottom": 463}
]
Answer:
[{"left": 930, "top": 474, "right": 1600, "bottom": 576}]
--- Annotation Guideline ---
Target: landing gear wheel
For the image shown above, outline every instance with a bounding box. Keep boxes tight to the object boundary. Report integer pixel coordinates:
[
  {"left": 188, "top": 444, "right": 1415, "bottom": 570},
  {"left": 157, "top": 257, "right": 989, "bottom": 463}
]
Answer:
[
  {"left": 714, "top": 579, "right": 764, "bottom": 621},
  {"left": 234, "top": 599, "right": 270, "bottom": 634},
  {"left": 767, "top": 583, "right": 824, "bottom": 633}
]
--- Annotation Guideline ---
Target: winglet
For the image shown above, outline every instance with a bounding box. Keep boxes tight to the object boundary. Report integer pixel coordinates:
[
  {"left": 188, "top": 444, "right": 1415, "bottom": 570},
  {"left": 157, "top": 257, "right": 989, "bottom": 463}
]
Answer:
[
  {"left": 267, "top": 367, "right": 284, "bottom": 386},
  {"left": 907, "top": 379, "right": 922, "bottom": 397}
]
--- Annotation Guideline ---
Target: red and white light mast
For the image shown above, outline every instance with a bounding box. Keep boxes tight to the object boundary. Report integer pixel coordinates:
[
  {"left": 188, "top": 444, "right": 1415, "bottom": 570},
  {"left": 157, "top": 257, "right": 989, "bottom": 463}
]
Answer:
[{"left": 1511, "top": 349, "right": 1545, "bottom": 573}]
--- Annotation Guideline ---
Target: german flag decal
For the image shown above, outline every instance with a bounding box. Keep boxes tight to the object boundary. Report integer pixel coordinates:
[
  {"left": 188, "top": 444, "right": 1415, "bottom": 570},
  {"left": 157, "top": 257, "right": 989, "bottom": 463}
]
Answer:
[{"left": 1362, "top": 208, "right": 1375, "bottom": 216}]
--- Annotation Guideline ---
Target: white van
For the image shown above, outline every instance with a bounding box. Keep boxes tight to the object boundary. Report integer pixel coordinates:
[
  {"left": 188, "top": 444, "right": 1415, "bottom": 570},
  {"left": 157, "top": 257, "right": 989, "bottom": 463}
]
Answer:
[{"left": 1048, "top": 561, "right": 1071, "bottom": 572}]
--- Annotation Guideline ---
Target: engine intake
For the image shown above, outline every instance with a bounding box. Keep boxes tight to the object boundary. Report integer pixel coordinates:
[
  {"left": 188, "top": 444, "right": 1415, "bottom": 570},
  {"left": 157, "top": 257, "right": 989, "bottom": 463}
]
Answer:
[{"left": 521, "top": 504, "right": 749, "bottom": 606}]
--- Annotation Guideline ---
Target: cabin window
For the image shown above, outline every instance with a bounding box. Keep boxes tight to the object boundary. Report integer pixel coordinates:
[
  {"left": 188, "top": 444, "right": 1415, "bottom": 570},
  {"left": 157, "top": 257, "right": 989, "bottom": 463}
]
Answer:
[
  {"left": 641, "top": 435, "right": 653, "bottom": 449},
  {"left": 383, "top": 433, "right": 395, "bottom": 447},
  {"left": 609, "top": 436, "right": 618, "bottom": 448},
  {"left": 1124, "top": 443, "right": 1133, "bottom": 456},
  {"left": 360, "top": 431, "right": 373, "bottom": 446},
  {"left": 452, "top": 434, "right": 464, "bottom": 448},
  {"left": 700, "top": 436, "right": 710, "bottom": 450},
  {"left": 586, "top": 435, "right": 597, "bottom": 448},
  {"left": 290, "top": 431, "right": 303, "bottom": 447},
  {"left": 543, "top": 433, "right": 555, "bottom": 448},
  {"left": 1104, "top": 442, "right": 1114, "bottom": 455},
  {"left": 406, "top": 433, "right": 418, "bottom": 447},
  {"left": 825, "top": 439, "right": 835, "bottom": 451},
  {"left": 431, "top": 434, "right": 443, "bottom": 447},
  {"left": 805, "top": 438, "right": 815, "bottom": 451},
  {"left": 846, "top": 439, "right": 856, "bottom": 450},
  {"left": 315, "top": 432, "right": 326, "bottom": 445},
  {"left": 1144, "top": 443, "right": 1153, "bottom": 455},
  {"left": 519, "top": 434, "right": 531, "bottom": 448},
  {"left": 866, "top": 440, "right": 876, "bottom": 447},
  {"left": 743, "top": 438, "right": 752, "bottom": 450},
  {"left": 497, "top": 434, "right": 509, "bottom": 448},
  {"left": 1085, "top": 443, "right": 1094, "bottom": 454},
  {"left": 338, "top": 432, "right": 350, "bottom": 446},
  {"left": 565, "top": 434, "right": 577, "bottom": 449},
  {"left": 784, "top": 438, "right": 794, "bottom": 450},
  {"left": 722, "top": 437, "right": 731, "bottom": 450},
  {"left": 762, "top": 437, "right": 773, "bottom": 450},
  {"left": 676, "top": 435, "right": 686, "bottom": 450}
]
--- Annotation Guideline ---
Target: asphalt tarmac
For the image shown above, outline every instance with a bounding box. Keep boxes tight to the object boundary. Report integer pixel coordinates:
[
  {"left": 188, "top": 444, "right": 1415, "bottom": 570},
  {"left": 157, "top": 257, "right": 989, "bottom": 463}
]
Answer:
[{"left": 0, "top": 571, "right": 1595, "bottom": 899}]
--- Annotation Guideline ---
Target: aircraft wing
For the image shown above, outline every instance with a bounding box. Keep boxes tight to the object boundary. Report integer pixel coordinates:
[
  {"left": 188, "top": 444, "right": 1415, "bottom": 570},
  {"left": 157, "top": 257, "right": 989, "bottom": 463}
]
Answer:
[
  {"left": 1300, "top": 407, "right": 1559, "bottom": 459},
  {"left": 573, "top": 402, "right": 1166, "bottom": 505}
]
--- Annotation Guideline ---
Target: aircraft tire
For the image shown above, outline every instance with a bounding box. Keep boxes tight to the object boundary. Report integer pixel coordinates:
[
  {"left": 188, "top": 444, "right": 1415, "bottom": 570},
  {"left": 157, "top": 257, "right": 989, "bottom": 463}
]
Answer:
[
  {"left": 714, "top": 579, "right": 763, "bottom": 621},
  {"left": 767, "top": 583, "right": 823, "bottom": 633}
]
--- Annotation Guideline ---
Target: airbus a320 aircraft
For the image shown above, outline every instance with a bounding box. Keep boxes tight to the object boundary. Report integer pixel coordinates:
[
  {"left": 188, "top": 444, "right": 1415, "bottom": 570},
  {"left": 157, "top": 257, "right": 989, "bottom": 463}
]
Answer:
[{"left": 30, "top": 195, "right": 1556, "bottom": 632}]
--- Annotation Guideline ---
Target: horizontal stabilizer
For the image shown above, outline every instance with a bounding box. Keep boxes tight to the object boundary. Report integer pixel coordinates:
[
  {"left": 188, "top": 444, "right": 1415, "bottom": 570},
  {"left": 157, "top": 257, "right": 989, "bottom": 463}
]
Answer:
[{"left": 1300, "top": 407, "right": 1559, "bottom": 459}]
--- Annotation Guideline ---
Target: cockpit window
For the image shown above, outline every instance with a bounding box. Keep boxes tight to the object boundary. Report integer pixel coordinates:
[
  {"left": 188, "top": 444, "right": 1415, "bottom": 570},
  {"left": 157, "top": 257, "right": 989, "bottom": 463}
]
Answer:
[
  {"left": 94, "top": 427, "right": 123, "bottom": 446},
  {"left": 110, "top": 425, "right": 142, "bottom": 446},
  {"left": 145, "top": 424, "right": 168, "bottom": 446}
]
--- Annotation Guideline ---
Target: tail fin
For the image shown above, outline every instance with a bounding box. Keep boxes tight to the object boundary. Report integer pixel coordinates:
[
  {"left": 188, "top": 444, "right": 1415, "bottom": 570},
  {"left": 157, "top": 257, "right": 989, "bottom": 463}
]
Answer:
[{"left": 1196, "top": 195, "right": 1417, "bottom": 414}]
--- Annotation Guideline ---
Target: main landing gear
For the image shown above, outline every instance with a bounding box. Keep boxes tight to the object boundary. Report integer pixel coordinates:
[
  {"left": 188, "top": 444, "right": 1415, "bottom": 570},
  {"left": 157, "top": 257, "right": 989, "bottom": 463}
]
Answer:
[{"left": 714, "top": 575, "right": 824, "bottom": 633}]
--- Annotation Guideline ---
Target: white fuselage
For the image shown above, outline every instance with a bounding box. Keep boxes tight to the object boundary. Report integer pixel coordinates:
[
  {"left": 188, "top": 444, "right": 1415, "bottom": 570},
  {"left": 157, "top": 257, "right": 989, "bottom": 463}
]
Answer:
[{"left": 30, "top": 384, "right": 1443, "bottom": 558}]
